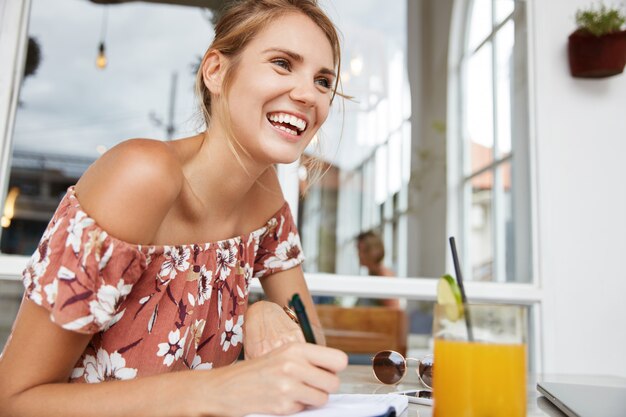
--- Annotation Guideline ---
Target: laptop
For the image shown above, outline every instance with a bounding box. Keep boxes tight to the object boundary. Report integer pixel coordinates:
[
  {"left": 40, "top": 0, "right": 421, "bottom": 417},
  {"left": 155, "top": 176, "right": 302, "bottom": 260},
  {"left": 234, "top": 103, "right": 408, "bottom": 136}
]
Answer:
[{"left": 537, "top": 381, "right": 626, "bottom": 417}]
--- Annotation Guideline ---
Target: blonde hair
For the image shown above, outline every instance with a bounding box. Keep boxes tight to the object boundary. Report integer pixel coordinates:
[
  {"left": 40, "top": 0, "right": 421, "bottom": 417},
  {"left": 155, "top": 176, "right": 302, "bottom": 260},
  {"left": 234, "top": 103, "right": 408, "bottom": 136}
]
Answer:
[{"left": 194, "top": 0, "right": 343, "bottom": 183}]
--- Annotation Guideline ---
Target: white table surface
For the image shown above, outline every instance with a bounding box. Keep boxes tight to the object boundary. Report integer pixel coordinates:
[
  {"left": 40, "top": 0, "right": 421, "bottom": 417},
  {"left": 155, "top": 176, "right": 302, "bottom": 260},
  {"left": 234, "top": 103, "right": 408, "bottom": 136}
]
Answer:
[{"left": 338, "top": 365, "right": 626, "bottom": 417}]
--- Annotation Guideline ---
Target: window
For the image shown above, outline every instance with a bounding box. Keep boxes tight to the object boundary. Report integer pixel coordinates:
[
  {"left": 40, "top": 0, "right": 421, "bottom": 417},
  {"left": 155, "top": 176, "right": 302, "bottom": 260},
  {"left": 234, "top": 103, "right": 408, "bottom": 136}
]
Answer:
[
  {"left": 450, "top": 0, "right": 531, "bottom": 283},
  {"left": 297, "top": 0, "right": 411, "bottom": 278},
  {"left": 1, "top": 0, "right": 214, "bottom": 255}
]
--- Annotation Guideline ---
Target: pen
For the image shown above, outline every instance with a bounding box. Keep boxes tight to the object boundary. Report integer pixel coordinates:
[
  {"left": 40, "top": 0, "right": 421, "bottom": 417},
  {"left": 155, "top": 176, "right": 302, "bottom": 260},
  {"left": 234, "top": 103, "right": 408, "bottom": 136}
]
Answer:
[{"left": 289, "top": 293, "right": 317, "bottom": 344}]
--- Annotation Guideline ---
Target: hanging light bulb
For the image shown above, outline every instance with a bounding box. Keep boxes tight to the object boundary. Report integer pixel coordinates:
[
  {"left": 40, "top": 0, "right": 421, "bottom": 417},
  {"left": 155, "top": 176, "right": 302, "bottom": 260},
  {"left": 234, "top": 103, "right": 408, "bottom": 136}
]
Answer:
[
  {"left": 96, "top": 42, "right": 107, "bottom": 69},
  {"left": 96, "top": 7, "right": 108, "bottom": 70}
]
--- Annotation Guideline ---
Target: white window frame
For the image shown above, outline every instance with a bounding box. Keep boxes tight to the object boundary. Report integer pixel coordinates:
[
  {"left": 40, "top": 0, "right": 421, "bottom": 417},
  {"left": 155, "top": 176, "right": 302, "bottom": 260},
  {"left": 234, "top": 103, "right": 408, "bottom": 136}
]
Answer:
[{"left": 0, "top": 0, "right": 543, "bottom": 372}]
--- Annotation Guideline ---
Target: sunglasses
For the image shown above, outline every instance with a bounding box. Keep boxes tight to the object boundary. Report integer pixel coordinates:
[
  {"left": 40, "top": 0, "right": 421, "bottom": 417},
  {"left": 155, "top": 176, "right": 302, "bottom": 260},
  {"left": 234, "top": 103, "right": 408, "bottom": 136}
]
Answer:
[{"left": 371, "top": 350, "right": 434, "bottom": 389}]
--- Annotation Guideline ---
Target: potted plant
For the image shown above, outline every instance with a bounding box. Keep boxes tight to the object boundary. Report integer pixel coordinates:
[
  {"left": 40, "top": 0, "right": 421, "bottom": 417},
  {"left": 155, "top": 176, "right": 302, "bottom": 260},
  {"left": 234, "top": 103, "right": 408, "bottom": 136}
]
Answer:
[{"left": 568, "top": 3, "right": 626, "bottom": 78}]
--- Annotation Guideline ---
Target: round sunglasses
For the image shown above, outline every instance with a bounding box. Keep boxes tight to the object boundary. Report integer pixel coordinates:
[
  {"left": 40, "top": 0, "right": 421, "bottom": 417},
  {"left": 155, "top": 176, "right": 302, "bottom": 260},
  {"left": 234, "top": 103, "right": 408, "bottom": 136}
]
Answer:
[{"left": 371, "top": 350, "right": 434, "bottom": 388}]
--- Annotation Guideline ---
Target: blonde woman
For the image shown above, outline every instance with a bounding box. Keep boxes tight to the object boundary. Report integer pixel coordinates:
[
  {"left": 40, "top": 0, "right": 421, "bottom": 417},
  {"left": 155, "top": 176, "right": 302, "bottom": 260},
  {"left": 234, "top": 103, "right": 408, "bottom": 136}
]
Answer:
[{"left": 0, "top": 1, "right": 348, "bottom": 416}]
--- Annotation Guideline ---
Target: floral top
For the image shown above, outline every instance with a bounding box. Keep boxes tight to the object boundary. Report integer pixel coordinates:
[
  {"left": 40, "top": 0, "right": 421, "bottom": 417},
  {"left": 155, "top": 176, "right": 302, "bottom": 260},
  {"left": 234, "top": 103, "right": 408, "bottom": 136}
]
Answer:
[{"left": 21, "top": 186, "right": 304, "bottom": 383}]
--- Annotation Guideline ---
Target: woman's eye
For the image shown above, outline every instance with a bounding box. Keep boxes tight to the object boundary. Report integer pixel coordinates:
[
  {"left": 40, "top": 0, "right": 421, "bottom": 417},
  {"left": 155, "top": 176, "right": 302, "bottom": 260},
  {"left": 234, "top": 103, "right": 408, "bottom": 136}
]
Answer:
[
  {"left": 272, "top": 59, "right": 291, "bottom": 70},
  {"left": 315, "top": 78, "right": 332, "bottom": 89}
]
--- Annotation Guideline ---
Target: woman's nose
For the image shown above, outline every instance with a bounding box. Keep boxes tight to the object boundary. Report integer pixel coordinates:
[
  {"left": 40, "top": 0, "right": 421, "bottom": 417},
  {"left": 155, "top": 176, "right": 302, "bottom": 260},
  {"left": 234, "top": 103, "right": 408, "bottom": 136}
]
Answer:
[{"left": 289, "top": 79, "right": 316, "bottom": 107}]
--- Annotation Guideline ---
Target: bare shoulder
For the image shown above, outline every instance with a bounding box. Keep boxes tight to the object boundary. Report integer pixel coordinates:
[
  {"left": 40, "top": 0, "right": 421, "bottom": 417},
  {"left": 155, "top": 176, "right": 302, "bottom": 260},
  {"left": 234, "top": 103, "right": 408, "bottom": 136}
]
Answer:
[
  {"left": 381, "top": 266, "right": 396, "bottom": 277},
  {"left": 74, "top": 139, "right": 184, "bottom": 244}
]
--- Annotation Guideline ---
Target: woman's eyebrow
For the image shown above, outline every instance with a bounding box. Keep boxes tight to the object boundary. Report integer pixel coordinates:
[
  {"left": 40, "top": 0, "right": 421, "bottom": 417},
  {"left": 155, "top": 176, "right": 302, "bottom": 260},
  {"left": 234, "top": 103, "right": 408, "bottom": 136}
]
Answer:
[{"left": 263, "top": 47, "right": 336, "bottom": 78}]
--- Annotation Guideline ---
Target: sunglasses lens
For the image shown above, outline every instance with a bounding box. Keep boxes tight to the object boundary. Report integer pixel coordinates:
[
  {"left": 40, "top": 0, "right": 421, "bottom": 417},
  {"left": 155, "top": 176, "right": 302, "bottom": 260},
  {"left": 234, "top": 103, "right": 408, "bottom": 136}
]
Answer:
[
  {"left": 373, "top": 351, "right": 406, "bottom": 384},
  {"left": 418, "top": 356, "right": 434, "bottom": 389}
]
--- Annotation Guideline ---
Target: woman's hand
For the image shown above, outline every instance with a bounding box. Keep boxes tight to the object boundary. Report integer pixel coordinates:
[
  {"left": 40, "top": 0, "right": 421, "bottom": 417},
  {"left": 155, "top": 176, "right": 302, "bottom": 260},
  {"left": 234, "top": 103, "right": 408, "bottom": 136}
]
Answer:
[
  {"left": 196, "top": 342, "right": 348, "bottom": 417},
  {"left": 243, "top": 300, "right": 305, "bottom": 359}
]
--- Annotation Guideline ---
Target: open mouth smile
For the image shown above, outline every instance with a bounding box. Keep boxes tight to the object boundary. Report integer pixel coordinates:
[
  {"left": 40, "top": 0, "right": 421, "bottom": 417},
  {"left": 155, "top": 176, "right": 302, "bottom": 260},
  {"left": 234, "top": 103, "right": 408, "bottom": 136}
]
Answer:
[{"left": 267, "top": 112, "right": 307, "bottom": 136}]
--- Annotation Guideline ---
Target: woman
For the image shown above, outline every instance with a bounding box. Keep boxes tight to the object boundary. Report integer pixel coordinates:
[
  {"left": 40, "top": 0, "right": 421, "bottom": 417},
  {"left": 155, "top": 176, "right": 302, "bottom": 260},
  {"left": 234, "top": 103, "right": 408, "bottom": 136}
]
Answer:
[
  {"left": 356, "top": 231, "right": 401, "bottom": 308},
  {"left": 0, "top": 1, "right": 348, "bottom": 416}
]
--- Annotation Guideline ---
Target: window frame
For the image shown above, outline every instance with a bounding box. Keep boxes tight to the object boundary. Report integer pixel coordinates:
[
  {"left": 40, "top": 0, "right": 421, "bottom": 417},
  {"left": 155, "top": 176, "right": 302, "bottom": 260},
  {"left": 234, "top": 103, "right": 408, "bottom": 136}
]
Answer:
[{"left": 450, "top": 0, "right": 533, "bottom": 284}]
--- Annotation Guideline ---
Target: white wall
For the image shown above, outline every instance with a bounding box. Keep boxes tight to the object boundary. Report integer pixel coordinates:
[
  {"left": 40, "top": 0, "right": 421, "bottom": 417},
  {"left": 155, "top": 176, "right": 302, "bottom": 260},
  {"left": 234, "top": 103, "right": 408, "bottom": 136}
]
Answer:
[{"left": 533, "top": 0, "right": 626, "bottom": 377}]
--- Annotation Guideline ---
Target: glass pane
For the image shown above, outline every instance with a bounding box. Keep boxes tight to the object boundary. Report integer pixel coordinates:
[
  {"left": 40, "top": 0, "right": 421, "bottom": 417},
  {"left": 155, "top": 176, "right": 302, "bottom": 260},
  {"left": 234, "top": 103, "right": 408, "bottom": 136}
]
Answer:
[
  {"left": 465, "top": 42, "right": 494, "bottom": 173},
  {"left": 299, "top": 0, "right": 408, "bottom": 277},
  {"left": 498, "top": 160, "right": 514, "bottom": 282},
  {"left": 469, "top": 170, "right": 494, "bottom": 281},
  {"left": 375, "top": 145, "right": 388, "bottom": 205},
  {"left": 407, "top": 300, "right": 435, "bottom": 356},
  {"left": 495, "top": 20, "right": 514, "bottom": 157},
  {"left": 495, "top": 0, "right": 515, "bottom": 25},
  {"left": 467, "top": 0, "right": 493, "bottom": 52},
  {"left": 3, "top": 0, "right": 211, "bottom": 255},
  {"left": 388, "top": 132, "right": 403, "bottom": 197}
]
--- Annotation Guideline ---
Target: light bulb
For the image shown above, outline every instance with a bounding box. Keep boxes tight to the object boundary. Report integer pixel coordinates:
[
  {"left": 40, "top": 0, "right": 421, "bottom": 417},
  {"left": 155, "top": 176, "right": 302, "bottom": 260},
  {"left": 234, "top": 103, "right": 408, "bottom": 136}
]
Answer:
[
  {"left": 96, "top": 42, "right": 107, "bottom": 69},
  {"left": 2, "top": 187, "right": 19, "bottom": 228},
  {"left": 350, "top": 55, "right": 363, "bottom": 77}
]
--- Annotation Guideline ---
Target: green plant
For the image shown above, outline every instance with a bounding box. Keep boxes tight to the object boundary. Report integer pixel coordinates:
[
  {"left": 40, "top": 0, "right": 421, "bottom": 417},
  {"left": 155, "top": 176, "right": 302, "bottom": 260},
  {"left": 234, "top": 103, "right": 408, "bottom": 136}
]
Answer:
[{"left": 575, "top": 3, "right": 626, "bottom": 36}]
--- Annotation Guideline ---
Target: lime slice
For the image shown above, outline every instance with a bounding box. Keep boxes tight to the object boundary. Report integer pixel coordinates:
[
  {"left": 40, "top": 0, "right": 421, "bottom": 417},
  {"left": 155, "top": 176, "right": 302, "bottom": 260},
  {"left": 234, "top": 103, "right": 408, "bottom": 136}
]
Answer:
[{"left": 437, "top": 274, "right": 464, "bottom": 321}]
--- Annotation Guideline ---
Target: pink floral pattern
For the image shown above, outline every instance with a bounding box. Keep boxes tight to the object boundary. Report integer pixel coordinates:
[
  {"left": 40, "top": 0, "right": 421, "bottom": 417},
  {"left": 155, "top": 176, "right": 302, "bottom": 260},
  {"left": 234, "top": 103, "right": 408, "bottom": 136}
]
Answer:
[{"left": 21, "top": 186, "right": 304, "bottom": 383}]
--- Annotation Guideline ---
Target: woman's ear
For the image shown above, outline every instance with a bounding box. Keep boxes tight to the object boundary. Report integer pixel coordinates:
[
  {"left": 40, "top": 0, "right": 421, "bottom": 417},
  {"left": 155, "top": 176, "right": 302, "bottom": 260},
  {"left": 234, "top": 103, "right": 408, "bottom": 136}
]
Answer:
[{"left": 202, "top": 50, "right": 227, "bottom": 95}]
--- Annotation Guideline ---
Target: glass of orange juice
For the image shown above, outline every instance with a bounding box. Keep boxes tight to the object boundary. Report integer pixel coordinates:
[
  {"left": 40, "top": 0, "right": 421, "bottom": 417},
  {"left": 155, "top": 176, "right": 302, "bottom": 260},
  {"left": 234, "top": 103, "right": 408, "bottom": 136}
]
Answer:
[{"left": 432, "top": 303, "right": 527, "bottom": 417}]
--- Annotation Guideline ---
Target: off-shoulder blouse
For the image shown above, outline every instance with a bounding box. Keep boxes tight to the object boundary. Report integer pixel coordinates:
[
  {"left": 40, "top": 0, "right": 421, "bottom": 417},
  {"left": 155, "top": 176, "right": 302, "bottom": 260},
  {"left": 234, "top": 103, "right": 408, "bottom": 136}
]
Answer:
[{"left": 21, "top": 186, "right": 305, "bottom": 383}]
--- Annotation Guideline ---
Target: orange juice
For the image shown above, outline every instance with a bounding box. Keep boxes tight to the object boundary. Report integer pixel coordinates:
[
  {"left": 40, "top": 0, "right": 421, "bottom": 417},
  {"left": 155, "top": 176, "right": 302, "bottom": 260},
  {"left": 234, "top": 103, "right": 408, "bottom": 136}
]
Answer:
[{"left": 433, "top": 339, "right": 526, "bottom": 417}]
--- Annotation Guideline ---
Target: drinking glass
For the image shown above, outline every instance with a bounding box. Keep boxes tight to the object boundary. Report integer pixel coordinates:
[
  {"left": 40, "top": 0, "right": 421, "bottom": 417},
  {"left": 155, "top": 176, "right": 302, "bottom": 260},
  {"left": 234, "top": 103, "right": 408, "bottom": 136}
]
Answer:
[{"left": 432, "top": 303, "right": 527, "bottom": 417}]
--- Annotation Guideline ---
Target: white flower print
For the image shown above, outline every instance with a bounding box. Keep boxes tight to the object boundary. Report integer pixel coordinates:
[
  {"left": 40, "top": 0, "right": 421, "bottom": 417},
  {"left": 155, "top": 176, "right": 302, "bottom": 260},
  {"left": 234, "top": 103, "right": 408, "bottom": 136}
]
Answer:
[
  {"left": 277, "top": 215, "right": 285, "bottom": 239},
  {"left": 220, "top": 315, "right": 244, "bottom": 352},
  {"left": 190, "top": 354, "right": 213, "bottom": 370},
  {"left": 23, "top": 269, "right": 43, "bottom": 305},
  {"left": 63, "top": 315, "right": 97, "bottom": 331},
  {"left": 23, "top": 220, "right": 63, "bottom": 304},
  {"left": 144, "top": 246, "right": 157, "bottom": 267},
  {"left": 66, "top": 211, "right": 95, "bottom": 253},
  {"left": 215, "top": 240, "right": 238, "bottom": 280},
  {"left": 157, "top": 328, "right": 188, "bottom": 367},
  {"left": 82, "top": 229, "right": 103, "bottom": 265},
  {"left": 242, "top": 262, "right": 253, "bottom": 295},
  {"left": 197, "top": 266, "right": 213, "bottom": 306},
  {"left": 263, "top": 232, "right": 304, "bottom": 271},
  {"left": 157, "top": 246, "right": 191, "bottom": 283},
  {"left": 88, "top": 279, "right": 133, "bottom": 329},
  {"left": 251, "top": 234, "right": 261, "bottom": 256},
  {"left": 44, "top": 279, "right": 58, "bottom": 305},
  {"left": 31, "top": 242, "right": 51, "bottom": 279},
  {"left": 58, "top": 266, "right": 76, "bottom": 281},
  {"left": 187, "top": 319, "right": 206, "bottom": 352},
  {"left": 82, "top": 348, "right": 137, "bottom": 383}
]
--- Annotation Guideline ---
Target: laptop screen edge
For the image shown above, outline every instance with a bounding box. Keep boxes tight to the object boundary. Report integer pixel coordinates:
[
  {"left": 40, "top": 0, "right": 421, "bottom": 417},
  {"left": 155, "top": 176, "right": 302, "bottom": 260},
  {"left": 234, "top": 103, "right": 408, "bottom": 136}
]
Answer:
[{"left": 537, "top": 382, "right": 580, "bottom": 417}]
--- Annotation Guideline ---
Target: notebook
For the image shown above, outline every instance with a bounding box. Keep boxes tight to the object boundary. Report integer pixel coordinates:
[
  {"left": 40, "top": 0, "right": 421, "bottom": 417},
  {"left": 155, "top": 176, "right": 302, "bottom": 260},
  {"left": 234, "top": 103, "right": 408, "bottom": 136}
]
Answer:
[
  {"left": 244, "top": 393, "right": 409, "bottom": 417},
  {"left": 537, "top": 381, "right": 626, "bottom": 417}
]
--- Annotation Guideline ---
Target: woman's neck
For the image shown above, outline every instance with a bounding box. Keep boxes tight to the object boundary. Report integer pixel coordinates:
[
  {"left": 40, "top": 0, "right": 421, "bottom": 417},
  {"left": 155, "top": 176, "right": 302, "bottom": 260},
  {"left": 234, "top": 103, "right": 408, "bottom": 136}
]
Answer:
[{"left": 181, "top": 127, "right": 270, "bottom": 218}]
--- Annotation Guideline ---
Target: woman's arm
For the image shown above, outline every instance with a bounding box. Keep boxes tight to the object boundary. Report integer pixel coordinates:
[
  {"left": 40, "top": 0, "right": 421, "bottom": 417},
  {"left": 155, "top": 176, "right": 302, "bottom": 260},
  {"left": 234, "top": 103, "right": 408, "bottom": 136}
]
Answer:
[
  {"left": 260, "top": 267, "right": 327, "bottom": 346},
  {"left": 0, "top": 299, "right": 346, "bottom": 417}
]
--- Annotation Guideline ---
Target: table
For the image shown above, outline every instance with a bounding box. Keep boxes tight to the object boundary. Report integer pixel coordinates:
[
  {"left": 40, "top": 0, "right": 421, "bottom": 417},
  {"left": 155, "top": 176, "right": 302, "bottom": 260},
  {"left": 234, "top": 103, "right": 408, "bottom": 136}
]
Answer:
[{"left": 338, "top": 365, "right": 626, "bottom": 417}]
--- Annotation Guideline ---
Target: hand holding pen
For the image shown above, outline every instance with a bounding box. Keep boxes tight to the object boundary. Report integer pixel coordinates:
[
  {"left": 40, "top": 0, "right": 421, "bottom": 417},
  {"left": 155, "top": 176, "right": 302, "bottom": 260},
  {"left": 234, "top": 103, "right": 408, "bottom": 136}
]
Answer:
[{"left": 288, "top": 293, "right": 317, "bottom": 344}]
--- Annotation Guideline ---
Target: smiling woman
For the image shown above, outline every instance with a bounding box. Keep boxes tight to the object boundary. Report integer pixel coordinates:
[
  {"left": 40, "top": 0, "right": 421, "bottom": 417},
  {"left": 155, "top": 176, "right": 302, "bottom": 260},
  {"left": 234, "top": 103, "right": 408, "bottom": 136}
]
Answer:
[
  {"left": 195, "top": 0, "right": 341, "bottom": 169},
  {"left": 0, "top": 1, "right": 350, "bottom": 416}
]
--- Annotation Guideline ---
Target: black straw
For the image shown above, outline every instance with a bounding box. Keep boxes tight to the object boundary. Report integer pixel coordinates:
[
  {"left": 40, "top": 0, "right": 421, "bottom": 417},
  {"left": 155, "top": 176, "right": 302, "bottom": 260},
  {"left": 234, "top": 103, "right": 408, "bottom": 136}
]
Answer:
[{"left": 449, "top": 236, "right": 474, "bottom": 342}]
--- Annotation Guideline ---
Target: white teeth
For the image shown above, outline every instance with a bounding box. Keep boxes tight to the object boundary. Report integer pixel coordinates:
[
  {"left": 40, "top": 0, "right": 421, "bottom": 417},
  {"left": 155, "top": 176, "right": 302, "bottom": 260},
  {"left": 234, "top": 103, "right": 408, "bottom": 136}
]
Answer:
[
  {"left": 267, "top": 112, "right": 307, "bottom": 132},
  {"left": 277, "top": 125, "right": 297, "bottom": 135}
]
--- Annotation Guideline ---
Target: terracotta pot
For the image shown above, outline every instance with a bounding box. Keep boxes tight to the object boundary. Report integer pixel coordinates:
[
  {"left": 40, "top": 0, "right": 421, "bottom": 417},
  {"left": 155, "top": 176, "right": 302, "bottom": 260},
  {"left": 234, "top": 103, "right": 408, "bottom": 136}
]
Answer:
[{"left": 568, "top": 29, "right": 626, "bottom": 78}]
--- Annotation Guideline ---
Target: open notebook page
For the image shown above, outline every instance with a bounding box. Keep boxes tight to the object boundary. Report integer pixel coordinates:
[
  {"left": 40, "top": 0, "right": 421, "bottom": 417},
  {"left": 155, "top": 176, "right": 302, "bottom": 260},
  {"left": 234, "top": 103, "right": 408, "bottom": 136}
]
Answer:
[{"left": 244, "top": 393, "right": 409, "bottom": 417}]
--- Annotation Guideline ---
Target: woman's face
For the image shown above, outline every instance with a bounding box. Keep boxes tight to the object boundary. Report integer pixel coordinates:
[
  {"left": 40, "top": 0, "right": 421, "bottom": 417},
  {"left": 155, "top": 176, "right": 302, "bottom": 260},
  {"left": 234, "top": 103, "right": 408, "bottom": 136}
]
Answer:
[{"left": 223, "top": 12, "right": 336, "bottom": 166}]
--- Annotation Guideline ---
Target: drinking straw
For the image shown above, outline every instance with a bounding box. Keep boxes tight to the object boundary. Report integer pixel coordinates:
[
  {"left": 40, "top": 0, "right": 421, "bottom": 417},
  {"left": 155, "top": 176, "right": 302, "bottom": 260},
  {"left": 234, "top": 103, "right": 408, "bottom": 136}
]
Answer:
[{"left": 449, "top": 236, "right": 474, "bottom": 342}]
